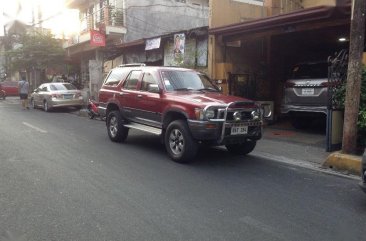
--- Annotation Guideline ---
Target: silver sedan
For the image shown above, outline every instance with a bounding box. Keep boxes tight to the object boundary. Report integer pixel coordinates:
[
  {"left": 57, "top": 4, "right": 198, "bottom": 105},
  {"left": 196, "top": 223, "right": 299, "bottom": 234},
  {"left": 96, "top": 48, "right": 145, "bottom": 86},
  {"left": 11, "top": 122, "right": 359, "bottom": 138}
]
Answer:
[{"left": 30, "top": 83, "right": 84, "bottom": 112}]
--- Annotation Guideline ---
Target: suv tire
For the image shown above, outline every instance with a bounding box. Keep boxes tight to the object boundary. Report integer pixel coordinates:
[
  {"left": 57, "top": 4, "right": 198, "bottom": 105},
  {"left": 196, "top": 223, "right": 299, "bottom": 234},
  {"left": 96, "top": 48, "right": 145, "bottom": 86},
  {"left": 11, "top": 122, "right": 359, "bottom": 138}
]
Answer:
[
  {"left": 107, "top": 111, "right": 129, "bottom": 142},
  {"left": 165, "top": 120, "right": 198, "bottom": 163},
  {"left": 226, "top": 141, "right": 256, "bottom": 155}
]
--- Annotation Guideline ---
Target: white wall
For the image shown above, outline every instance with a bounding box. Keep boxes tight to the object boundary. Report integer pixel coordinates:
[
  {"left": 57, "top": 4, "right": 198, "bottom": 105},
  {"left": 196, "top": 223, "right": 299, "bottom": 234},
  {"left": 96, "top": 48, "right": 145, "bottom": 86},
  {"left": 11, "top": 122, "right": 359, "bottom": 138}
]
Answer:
[{"left": 124, "top": 0, "right": 209, "bottom": 42}]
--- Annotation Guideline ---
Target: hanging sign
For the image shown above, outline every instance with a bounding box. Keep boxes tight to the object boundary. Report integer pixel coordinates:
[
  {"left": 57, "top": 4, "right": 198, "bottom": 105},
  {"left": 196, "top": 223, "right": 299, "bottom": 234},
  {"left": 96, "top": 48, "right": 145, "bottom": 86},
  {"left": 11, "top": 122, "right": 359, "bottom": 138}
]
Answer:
[{"left": 90, "top": 30, "right": 106, "bottom": 47}]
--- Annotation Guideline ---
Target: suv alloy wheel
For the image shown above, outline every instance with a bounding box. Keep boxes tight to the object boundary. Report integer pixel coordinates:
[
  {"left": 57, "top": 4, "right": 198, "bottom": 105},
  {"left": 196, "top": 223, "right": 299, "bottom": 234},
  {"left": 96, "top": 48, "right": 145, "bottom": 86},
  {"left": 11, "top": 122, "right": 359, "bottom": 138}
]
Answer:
[
  {"left": 165, "top": 120, "right": 198, "bottom": 163},
  {"left": 107, "top": 111, "right": 129, "bottom": 142}
]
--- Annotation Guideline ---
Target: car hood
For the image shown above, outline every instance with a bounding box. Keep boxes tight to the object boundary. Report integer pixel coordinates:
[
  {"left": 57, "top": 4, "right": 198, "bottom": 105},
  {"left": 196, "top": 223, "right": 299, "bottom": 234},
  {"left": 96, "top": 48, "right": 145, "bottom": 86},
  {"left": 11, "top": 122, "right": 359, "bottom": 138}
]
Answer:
[{"left": 166, "top": 91, "right": 254, "bottom": 106}]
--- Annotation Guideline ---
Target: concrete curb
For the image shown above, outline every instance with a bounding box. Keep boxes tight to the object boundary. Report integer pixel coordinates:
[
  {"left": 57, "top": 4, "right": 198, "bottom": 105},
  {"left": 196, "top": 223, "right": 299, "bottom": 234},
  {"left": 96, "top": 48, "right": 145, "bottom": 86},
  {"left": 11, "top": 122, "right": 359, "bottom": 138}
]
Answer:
[{"left": 322, "top": 152, "right": 362, "bottom": 175}]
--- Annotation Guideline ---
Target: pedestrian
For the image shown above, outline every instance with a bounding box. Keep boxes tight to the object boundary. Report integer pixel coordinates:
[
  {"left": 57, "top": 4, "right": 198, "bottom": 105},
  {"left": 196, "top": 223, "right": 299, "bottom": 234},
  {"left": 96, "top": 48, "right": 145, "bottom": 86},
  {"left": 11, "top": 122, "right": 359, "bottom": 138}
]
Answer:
[{"left": 18, "top": 75, "right": 29, "bottom": 110}]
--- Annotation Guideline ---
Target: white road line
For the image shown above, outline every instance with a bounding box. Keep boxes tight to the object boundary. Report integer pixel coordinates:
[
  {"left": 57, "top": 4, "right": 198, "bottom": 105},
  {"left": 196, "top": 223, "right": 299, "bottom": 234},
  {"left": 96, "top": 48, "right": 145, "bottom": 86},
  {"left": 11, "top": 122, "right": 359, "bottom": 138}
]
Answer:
[{"left": 22, "top": 122, "right": 48, "bottom": 133}]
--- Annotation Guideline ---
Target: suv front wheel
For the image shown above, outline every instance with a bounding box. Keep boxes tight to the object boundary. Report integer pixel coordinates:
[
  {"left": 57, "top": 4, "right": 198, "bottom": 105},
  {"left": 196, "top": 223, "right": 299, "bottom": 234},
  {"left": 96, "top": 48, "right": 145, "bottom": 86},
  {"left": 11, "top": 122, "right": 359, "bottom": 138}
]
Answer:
[
  {"left": 107, "top": 111, "right": 129, "bottom": 142},
  {"left": 226, "top": 141, "right": 256, "bottom": 155},
  {"left": 165, "top": 120, "right": 198, "bottom": 163}
]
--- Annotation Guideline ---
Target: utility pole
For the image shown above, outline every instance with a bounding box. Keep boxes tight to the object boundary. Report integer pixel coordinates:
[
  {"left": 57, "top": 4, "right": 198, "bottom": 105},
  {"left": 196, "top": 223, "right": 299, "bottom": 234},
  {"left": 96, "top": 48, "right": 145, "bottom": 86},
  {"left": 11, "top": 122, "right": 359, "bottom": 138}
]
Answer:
[{"left": 342, "top": 0, "right": 366, "bottom": 154}]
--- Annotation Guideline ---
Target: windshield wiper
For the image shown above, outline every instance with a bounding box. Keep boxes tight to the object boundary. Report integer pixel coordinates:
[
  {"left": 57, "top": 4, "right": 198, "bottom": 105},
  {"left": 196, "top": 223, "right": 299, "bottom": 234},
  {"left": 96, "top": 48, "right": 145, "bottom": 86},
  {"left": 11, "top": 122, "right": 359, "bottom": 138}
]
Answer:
[
  {"left": 197, "top": 87, "right": 219, "bottom": 92},
  {"left": 175, "top": 88, "right": 194, "bottom": 91}
]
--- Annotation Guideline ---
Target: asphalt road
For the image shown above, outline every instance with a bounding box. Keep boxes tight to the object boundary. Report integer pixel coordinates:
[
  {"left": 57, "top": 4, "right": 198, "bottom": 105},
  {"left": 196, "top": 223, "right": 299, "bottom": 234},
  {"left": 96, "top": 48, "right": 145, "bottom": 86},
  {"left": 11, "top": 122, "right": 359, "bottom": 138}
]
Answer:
[{"left": 0, "top": 97, "right": 365, "bottom": 241}]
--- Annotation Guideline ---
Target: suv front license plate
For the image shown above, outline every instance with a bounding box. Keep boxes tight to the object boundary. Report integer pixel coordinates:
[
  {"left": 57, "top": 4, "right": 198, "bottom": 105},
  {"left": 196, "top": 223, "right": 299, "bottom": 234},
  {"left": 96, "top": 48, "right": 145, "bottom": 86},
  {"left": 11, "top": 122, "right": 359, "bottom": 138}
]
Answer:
[
  {"left": 302, "top": 88, "right": 314, "bottom": 95},
  {"left": 231, "top": 124, "right": 248, "bottom": 135}
]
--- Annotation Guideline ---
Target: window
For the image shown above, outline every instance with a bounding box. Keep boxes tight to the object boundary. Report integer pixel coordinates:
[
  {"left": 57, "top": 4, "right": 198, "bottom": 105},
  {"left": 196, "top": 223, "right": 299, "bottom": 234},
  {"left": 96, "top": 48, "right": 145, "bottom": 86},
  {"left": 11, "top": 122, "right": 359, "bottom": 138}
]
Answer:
[
  {"left": 104, "top": 68, "right": 130, "bottom": 85},
  {"left": 41, "top": 86, "right": 48, "bottom": 92},
  {"left": 140, "top": 73, "right": 158, "bottom": 92},
  {"left": 124, "top": 71, "right": 141, "bottom": 90}
]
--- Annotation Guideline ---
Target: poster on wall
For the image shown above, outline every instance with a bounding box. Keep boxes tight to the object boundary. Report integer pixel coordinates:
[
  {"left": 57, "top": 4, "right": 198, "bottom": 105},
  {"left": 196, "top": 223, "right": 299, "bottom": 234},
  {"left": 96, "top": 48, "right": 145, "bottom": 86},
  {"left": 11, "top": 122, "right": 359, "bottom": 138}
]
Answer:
[
  {"left": 145, "top": 37, "right": 161, "bottom": 50},
  {"left": 174, "top": 33, "right": 185, "bottom": 59}
]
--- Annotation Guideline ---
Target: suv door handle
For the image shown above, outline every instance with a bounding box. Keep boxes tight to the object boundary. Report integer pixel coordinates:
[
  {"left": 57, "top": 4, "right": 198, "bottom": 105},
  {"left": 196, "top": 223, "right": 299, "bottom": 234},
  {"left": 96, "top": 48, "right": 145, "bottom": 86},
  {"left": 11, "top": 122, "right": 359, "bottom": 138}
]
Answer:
[
  {"left": 119, "top": 92, "right": 125, "bottom": 96},
  {"left": 137, "top": 94, "right": 143, "bottom": 98}
]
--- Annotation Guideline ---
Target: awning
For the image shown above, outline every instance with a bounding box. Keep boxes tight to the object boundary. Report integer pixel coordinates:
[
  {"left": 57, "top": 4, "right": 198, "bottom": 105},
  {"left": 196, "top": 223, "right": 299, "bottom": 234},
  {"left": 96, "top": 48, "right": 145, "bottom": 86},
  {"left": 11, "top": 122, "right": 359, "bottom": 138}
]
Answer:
[{"left": 209, "top": 5, "right": 351, "bottom": 37}]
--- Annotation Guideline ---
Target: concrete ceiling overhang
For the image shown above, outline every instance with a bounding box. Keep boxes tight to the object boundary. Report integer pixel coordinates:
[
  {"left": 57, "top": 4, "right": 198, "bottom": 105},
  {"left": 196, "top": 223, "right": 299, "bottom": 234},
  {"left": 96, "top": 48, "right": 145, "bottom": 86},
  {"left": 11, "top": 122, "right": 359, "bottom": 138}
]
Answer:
[{"left": 209, "top": 5, "right": 351, "bottom": 42}]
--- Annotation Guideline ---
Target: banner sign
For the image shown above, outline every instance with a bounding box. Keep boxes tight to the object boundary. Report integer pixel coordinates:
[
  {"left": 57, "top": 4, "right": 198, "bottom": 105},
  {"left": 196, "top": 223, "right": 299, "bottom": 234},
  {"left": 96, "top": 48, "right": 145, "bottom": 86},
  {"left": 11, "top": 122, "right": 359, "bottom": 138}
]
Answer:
[
  {"left": 90, "top": 30, "right": 106, "bottom": 47},
  {"left": 145, "top": 37, "right": 161, "bottom": 50},
  {"left": 174, "top": 33, "right": 185, "bottom": 59}
]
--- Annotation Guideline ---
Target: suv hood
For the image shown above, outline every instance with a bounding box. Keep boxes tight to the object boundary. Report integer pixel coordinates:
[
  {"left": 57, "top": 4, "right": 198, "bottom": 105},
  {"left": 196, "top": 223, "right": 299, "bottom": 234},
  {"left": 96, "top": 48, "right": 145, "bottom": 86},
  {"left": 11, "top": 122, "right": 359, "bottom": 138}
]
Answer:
[{"left": 167, "top": 91, "right": 254, "bottom": 106}]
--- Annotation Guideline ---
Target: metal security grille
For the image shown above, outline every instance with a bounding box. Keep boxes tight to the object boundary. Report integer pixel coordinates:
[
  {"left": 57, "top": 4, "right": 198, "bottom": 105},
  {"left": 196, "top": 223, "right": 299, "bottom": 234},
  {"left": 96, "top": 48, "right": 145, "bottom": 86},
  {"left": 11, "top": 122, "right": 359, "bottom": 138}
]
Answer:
[{"left": 327, "top": 49, "right": 348, "bottom": 110}]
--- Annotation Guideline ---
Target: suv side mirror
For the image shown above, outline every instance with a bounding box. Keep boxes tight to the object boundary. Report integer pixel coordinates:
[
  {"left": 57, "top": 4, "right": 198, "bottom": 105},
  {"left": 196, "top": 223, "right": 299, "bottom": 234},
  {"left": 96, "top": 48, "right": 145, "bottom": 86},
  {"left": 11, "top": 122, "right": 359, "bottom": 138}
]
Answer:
[{"left": 147, "top": 84, "right": 160, "bottom": 93}]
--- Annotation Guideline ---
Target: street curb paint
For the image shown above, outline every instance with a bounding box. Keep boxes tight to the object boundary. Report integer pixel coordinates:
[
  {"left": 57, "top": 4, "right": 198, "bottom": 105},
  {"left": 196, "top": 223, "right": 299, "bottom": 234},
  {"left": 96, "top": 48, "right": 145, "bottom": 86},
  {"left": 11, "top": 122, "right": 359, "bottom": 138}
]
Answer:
[{"left": 322, "top": 152, "right": 362, "bottom": 175}]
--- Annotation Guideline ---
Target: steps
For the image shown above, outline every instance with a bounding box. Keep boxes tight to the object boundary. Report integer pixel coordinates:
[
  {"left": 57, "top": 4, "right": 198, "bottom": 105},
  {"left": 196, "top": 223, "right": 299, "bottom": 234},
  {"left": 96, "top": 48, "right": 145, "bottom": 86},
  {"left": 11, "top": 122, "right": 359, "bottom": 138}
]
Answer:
[{"left": 124, "top": 122, "right": 162, "bottom": 135}]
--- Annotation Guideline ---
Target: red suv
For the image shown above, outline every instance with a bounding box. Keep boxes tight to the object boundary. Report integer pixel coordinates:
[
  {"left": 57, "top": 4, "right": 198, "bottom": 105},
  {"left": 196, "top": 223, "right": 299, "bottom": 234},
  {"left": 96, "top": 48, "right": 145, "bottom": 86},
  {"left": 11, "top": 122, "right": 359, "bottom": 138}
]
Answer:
[{"left": 98, "top": 64, "right": 270, "bottom": 163}]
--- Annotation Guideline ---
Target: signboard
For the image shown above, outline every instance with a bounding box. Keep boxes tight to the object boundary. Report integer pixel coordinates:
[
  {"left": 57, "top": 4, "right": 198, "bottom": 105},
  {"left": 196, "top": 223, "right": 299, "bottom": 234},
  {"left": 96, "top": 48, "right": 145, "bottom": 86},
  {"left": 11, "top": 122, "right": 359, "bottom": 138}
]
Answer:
[
  {"left": 145, "top": 37, "right": 161, "bottom": 50},
  {"left": 90, "top": 30, "right": 105, "bottom": 47}
]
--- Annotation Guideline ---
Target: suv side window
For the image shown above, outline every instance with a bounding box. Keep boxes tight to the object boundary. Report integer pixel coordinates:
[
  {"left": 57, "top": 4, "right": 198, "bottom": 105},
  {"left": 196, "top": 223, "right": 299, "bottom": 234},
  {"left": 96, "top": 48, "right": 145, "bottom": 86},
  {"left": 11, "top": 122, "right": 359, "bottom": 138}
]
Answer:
[
  {"left": 123, "top": 70, "right": 141, "bottom": 90},
  {"left": 140, "top": 72, "right": 158, "bottom": 92},
  {"left": 104, "top": 68, "right": 129, "bottom": 86}
]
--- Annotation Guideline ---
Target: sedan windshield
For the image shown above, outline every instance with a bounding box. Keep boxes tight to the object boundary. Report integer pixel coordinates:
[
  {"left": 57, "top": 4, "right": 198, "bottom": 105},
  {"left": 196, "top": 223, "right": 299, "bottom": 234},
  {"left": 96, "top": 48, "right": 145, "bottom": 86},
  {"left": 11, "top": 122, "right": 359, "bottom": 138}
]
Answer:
[
  {"left": 161, "top": 70, "right": 219, "bottom": 92},
  {"left": 49, "top": 83, "right": 77, "bottom": 91}
]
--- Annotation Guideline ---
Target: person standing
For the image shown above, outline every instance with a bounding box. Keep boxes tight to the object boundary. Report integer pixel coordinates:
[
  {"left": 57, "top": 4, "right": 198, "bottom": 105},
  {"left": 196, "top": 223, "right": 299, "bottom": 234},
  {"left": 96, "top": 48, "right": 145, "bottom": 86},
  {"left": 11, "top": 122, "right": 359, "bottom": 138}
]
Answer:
[{"left": 18, "top": 75, "right": 29, "bottom": 110}]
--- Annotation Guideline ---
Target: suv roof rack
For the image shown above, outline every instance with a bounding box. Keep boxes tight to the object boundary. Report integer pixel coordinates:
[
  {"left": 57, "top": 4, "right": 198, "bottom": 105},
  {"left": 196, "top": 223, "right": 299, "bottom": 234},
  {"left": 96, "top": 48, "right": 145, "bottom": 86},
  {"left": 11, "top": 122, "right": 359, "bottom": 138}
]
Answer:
[{"left": 119, "top": 63, "right": 146, "bottom": 67}]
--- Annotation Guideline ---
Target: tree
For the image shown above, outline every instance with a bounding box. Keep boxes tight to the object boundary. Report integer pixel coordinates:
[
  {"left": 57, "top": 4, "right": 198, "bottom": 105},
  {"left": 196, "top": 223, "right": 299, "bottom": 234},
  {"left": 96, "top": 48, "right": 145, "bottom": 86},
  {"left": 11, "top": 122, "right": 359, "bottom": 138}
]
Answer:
[
  {"left": 5, "top": 31, "right": 65, "bottom": 75},
  {"left": 342, "top": 0, "right": 366, "bottom": 153}
]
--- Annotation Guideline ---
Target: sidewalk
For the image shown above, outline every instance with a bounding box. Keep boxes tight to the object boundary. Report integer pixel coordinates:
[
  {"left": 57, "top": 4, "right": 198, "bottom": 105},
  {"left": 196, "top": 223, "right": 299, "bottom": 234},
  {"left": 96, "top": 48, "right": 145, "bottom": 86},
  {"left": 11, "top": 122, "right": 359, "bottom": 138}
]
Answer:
[{"left": 256, "top": 121, "right": 362, "bottom": 176}]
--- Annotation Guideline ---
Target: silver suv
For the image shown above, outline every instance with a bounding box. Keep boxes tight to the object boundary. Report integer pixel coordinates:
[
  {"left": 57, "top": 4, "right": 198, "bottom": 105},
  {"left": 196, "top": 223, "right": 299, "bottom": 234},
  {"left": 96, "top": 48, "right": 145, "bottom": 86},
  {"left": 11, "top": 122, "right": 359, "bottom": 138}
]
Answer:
[{"left": 281, "top": 62, "right": 328, "bottom": 128}]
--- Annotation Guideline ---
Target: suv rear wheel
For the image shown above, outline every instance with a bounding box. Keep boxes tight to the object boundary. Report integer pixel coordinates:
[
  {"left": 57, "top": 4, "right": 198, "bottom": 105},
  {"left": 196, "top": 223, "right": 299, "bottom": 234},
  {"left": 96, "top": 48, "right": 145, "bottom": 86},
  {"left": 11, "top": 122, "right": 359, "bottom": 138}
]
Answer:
[
  {"left": 226, "top": 141, "right": 256, "bottom": 155},
  {"left": 165, "top": 120, "right": 198, "bottom": 163},
  {"left": 107, "top": 111, "right": 129, "bottom": 142}
]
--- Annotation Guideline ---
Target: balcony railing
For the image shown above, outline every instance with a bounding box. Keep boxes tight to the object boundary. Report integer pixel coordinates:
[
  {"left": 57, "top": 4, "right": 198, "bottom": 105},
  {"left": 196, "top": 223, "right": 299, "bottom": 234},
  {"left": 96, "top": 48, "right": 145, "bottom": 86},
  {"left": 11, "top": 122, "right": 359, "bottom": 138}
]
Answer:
[{"left": 80, "top": 5, "right": 125, "bottom": 33}]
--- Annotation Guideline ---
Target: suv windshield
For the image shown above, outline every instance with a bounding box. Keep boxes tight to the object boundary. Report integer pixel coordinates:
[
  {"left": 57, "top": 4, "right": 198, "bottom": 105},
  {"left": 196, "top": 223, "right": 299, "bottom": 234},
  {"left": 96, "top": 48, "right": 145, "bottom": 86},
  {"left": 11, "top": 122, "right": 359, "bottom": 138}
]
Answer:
[
  {"left": 291, "top": 63, "right": 328, "bottom": 79},
  {"left": 161, "top": 70, "right": 218, "bottom": 92}
]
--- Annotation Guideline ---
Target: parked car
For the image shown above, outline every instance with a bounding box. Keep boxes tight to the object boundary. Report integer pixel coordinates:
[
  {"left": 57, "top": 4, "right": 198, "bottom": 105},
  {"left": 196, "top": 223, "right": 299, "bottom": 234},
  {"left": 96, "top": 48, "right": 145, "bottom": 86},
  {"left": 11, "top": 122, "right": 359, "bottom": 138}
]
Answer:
[
  {"left": 281, "top": 62, "right": 329, "bottom": 128},
  {"left": 30, "top": 82, "right": 83, "bottom": 112},
  {"left": 0, "top": 81, "right": 19, "bottom": 98},
  {"left": 98, "top": 64, "right": 271, "bottom": 163},
  {"left": 360, "top": 148, "right": 366, "bottom": 193}
]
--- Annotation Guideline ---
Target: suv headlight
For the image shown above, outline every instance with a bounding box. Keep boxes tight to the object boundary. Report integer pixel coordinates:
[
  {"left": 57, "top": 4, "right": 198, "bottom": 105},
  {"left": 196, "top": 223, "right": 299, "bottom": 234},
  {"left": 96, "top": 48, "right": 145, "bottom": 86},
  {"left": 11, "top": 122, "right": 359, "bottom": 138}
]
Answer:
[
  {"left": 194, "top": 108, "right": 216, "bottom": 120},
  {"left": 205, "top": 109, "right": 215, "bottom": 119},
  {"left": 251, "top": 110, "right": 260, "bottom": 120}
]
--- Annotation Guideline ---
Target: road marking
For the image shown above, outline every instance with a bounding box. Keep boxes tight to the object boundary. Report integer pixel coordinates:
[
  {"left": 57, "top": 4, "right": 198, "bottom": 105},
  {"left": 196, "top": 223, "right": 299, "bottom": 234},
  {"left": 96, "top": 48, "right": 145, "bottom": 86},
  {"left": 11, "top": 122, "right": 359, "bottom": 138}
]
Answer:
[{"left": 22, "top": 122, "right": 48, "bottom": 133}]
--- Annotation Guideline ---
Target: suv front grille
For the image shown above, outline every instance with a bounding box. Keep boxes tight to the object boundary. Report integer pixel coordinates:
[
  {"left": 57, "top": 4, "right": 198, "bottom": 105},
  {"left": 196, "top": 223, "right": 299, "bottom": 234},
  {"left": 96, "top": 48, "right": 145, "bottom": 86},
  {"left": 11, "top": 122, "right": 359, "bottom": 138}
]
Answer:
[{"left": 217, "top": 109, "right": 254, "bottom": 121}]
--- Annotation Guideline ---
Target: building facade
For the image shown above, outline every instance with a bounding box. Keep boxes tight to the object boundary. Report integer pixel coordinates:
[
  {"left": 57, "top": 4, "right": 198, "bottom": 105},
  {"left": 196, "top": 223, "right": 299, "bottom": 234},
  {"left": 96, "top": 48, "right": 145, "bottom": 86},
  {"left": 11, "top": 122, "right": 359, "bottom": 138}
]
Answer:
[{"left": 64, "top": 0, "right": 209, "bottom": 99}]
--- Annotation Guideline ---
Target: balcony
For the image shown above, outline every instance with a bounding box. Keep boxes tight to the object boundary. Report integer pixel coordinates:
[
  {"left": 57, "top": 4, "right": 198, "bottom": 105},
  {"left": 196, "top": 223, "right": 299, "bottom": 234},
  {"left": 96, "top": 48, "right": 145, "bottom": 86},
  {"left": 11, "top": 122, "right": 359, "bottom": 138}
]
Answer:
[{"left": 64, "top": 5, "right": 126, "bottom": 49}]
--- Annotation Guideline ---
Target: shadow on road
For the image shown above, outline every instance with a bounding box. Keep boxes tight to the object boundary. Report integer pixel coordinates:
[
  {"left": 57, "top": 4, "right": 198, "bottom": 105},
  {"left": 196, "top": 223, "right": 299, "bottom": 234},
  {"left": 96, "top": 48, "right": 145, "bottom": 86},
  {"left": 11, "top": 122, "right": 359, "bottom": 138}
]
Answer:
[{"left": 124, "top": 132, "right": 260, "bottom": 167}]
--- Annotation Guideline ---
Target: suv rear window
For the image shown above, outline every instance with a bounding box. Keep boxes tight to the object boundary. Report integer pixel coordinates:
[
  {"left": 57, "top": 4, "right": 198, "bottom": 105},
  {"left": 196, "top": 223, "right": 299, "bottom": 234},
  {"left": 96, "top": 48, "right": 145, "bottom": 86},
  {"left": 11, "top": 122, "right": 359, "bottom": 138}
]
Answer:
[
  {"left": 104, "top": 68, "right": 130, "bottom": 85},
  {"left": 291, "top": 63, "right": 328, "bottom": 79}
]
